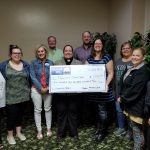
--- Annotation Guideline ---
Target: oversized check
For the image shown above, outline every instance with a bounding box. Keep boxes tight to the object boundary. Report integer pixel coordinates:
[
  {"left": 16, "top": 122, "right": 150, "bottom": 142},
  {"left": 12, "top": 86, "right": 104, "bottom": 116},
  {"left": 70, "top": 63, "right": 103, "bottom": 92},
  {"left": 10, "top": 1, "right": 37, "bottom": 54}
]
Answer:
[{"left": 49, "top": 64, "right": 106, "bottom": 93}]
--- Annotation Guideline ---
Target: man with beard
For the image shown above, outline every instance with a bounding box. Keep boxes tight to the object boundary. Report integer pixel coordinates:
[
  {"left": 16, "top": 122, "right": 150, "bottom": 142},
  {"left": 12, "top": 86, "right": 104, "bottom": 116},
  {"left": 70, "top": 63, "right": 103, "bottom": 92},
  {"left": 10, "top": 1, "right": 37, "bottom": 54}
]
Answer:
[
  {"left": 74, "top": 31, "right": 92, "bottom": 126},
  {"left": 74, "top": 31, "right": 92, "bottom": 63}
]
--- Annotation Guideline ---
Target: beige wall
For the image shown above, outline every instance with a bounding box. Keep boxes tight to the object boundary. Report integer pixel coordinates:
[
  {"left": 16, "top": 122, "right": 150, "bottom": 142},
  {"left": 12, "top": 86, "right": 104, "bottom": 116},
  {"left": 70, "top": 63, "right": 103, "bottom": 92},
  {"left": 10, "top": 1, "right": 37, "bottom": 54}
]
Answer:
[
  {"left": 108, "top": 0, "right": 150, "bottom": 59},
  {"left": 108, "top": 0, "right": 133, "bottom": 59},
  {"left": 0, "top": 0, "right": 108, "bottom": 62},
  {"left": 0, "top": 0, "right": 150, "bottom": 62},
  {"left": 144, "top": 0, "right": 150, "bottom": 32},
  {"left": 131, "top": 0, "right": 145, "bottom": 34}
]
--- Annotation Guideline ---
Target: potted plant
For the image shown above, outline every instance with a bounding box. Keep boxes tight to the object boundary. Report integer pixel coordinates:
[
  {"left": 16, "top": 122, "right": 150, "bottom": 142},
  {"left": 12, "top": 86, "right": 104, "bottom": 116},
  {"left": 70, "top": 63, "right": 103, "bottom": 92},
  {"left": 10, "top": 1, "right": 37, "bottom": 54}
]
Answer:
[
  {"left": 144, "top": 30, "right": 150, "bottom": 67},
  {"left": 129, "top": 31, "right": 150, "bottom": 69}
]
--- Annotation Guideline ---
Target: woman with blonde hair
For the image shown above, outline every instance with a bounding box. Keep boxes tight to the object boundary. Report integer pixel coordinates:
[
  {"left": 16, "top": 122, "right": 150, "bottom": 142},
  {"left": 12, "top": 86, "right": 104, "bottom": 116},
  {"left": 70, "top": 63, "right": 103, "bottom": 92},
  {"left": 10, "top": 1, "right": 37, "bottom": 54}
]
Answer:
[
  {"left": 119, "top": 47, "right": 150, "bottom": 149},
  {"left": 30, "top": 44, "right": 54, "bottom": 139}
]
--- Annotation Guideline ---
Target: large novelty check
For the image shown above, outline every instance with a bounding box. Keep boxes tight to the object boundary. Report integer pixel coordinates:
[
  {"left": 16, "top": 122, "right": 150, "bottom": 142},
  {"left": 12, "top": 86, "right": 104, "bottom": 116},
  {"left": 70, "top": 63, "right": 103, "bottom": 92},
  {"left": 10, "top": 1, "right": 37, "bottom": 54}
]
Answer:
[{"left": 49, "top": 64, "right": 106, "bottom": 93}]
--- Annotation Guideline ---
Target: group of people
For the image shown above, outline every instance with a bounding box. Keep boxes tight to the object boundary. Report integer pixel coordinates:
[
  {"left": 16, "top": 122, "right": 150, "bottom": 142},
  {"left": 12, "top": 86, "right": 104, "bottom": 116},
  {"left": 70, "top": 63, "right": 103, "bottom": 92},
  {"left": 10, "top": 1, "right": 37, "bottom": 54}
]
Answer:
[
  {"left": 114, "top": 42, "right": 150, "bottom": 150},
  {"left": 0, "top": 31, "right": 150, "bottom": 150}
]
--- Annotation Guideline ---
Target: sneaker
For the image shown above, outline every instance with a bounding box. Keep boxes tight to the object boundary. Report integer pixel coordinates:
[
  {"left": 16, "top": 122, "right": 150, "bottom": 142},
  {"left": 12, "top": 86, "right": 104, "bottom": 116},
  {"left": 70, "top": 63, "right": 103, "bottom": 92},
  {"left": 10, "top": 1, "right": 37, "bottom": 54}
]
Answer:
[
  {"left": 16, "top": 133, "right": 26, "bottom": 141},
  {"left": 7, "top": 136, "right": 16, "bottom": 145},
  {"left": 114, "top": 128, "right": 126, "bottom": 136}
]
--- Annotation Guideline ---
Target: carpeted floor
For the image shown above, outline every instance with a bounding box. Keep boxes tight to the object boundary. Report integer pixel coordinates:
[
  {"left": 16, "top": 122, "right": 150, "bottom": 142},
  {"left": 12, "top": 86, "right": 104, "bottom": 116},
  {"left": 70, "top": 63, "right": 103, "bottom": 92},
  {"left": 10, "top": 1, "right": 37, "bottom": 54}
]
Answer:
[{"left": 1, "top": 113, "right": 133, "bottom": 150}]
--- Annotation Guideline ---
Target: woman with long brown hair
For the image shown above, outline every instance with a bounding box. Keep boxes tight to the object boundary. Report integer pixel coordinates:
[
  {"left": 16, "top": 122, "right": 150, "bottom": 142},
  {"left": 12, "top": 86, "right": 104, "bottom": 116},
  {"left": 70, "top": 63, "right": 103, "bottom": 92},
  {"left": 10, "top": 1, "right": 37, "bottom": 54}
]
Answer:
[{"left": 86, "top": 37, "right": 114, "bottom": 142}]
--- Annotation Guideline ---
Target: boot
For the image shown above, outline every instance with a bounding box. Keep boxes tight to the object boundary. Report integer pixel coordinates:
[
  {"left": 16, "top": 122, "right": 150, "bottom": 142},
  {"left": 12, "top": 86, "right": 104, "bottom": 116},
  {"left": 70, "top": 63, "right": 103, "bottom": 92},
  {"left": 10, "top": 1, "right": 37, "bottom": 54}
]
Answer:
[
  {"left": 95, "top": 129, "right": 106, "bottom": 142},
  {"left": 95, "top": 104, "right": 108, "bottom": 142}
]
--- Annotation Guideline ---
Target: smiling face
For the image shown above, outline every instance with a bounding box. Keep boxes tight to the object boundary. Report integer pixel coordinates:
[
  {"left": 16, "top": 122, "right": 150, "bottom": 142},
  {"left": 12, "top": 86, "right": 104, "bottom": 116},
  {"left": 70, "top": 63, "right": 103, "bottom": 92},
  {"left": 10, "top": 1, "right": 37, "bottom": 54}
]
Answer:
[
  {"left": 94, "top": 39, "right": 103, "bottom": 52},
  {"left": 121, "top": 43, "right": 132, "bottom": 58},
  {"left": 11, "top": 48, "right": 22, "bottom": 63},
  {"left": 37, "top": 47, "right": 47, "bottom": 61},
  {"left": 48, "top": 36, "right": 56, "bottom": 49},
  {"left": 131, "top": 48, "right": 145, "bottom": 67},
  {"left": 63, "top": 45, "right": 73, "bottom": 59},
  {"left": 82, "top": 31, "right": 91, "bottom": 45}
]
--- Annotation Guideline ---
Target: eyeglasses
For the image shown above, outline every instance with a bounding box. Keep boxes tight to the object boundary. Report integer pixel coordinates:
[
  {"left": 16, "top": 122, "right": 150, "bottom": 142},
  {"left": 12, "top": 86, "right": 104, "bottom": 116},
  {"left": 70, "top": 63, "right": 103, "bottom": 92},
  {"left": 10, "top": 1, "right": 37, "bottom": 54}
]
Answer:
[
  {"left": 122, "top": 47, "right": 131, "bottom": 50},
  {"left": 12, "top": 52, "right": 22, "bottom": 55}
]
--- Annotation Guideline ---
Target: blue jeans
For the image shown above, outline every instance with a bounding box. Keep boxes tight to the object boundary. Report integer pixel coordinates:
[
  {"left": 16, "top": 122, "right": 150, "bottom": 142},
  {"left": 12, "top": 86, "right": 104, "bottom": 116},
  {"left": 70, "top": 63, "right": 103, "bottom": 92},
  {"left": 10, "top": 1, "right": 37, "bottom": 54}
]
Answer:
[{"left": 115, "top": 101, "right": 126, "bottom": 129}]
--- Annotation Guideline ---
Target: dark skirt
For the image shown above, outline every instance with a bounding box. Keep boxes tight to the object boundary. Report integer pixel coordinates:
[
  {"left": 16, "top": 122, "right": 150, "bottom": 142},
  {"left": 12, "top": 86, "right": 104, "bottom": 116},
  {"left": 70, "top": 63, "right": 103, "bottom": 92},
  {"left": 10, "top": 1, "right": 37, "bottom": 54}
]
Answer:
[{"left": 87, "top": 86, "right": 114, "bottom": 103}]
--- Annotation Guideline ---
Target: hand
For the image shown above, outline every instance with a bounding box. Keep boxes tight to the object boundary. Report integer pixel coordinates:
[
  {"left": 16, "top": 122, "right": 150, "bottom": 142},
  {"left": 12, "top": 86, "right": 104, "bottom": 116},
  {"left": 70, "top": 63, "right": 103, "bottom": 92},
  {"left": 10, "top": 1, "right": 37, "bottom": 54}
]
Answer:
[
  {"left": 48, "top": 88, "right": 53, "bottom": 94},
  {"left": 41, "top": 87, "right": 48, "bottom": 94},
  {"left": 117, "top": 97, "right": 121, "bottom": 103},
  {"left": 148, "top": 118, "right": 150, "bottom": 125},
  {"left": 102, "top": 85, "right": 108, "bottom": 93}
]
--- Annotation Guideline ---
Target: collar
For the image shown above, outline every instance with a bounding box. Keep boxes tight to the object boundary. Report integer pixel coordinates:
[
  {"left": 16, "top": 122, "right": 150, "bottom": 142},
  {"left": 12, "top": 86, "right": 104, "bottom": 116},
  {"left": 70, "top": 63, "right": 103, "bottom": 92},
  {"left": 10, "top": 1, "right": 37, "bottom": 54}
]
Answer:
[
  {"left": 49, "top": 48, "right": 56, "bottom": 51},
  {"left": 132, "top": 62, "right": 145, "bottom": 70},
  {"left": 37, "top": 58, "right": 48, "bottom": 64},
  {"left": 64, "top": 57, "right": 73, "bottom": 65},
  {"left": 82, "top": 44, "right": 91, "bottom": 50}
]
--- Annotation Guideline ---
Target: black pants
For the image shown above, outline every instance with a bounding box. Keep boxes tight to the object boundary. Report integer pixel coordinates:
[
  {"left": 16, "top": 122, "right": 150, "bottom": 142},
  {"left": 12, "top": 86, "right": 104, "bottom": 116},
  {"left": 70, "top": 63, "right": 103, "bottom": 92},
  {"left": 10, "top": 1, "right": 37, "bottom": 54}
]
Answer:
[
  {"left": 96, "top": 101, "right": 115, "bottom": 131},
  {"left": 56, "top": 94, "right": 78, "bottom": 137},
  {"left": 77, "top": 93, "right": 93, "bottom": 126},
  {"left": 6, "top": 102, "right": 26, "bottom": 131}
]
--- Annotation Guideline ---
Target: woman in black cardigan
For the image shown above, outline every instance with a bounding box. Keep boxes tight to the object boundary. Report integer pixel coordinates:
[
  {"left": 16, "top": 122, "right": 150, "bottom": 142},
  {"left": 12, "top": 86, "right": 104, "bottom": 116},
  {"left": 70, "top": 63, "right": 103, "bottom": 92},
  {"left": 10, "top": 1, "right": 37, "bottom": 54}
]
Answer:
[{"left": 118, "top": 47, "right": 150, "bottom": 150}]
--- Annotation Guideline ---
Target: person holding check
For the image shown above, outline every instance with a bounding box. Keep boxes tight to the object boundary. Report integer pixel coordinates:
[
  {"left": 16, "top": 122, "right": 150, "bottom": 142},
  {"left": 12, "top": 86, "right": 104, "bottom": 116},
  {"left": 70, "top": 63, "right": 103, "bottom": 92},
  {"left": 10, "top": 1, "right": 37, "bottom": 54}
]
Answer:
[
  {"left": 85, "top": 37, "right": 114, "bottom": 142},
  {"left": 55, "top": 44, "right": 82, "bottom": 142}
]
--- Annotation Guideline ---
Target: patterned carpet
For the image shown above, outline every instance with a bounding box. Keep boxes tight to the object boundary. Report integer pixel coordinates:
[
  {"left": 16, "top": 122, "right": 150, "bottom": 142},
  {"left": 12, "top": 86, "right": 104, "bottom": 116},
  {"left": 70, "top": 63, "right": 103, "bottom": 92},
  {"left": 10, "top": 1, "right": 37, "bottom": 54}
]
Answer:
[{"left": 1, "top": 113, "right": 133, "bottom": 150}]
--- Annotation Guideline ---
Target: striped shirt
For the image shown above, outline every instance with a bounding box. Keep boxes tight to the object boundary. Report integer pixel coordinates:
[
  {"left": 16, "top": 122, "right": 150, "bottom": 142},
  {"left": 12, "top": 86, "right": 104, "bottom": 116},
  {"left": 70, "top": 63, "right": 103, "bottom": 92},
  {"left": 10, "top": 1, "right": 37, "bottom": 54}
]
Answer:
[{"left": 87, "top": 54, "right": 114, "bottom": 102}]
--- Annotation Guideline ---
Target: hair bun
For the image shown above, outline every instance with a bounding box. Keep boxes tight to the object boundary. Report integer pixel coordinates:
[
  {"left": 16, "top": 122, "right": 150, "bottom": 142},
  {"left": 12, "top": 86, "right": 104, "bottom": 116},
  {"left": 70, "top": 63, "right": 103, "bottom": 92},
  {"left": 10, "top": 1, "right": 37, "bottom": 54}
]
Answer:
[{"left": 9, "top": 44, "right": 19, "bottom": 49}]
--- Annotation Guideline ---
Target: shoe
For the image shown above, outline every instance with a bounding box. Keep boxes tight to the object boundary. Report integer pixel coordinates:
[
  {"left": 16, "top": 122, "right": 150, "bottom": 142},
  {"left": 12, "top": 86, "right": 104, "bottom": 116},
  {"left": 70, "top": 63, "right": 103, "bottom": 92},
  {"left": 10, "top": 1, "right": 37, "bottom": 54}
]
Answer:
[
  {"left": 114, "top": 128, "right": 126, "bottom": 137},
  {"left": 0, "top": 143, "right": 3, "bottom": 150},
  {"left": 16, "top": 133, "right": 26, "bottom": 141},
  {"left": 94, "top": 129, "right": 100, "bottom": 136},
  {"left": 7, "top": 136, "right": 16, "bottom": 145},
  {"left": 37, "top": 133, "right": 43, "bottom": 140},
  {"left": 95, "top": 130, "right": 106, "bottom": 142},
  {"left": 47, "top": 131, "right": 52, "bottom": 137}
]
